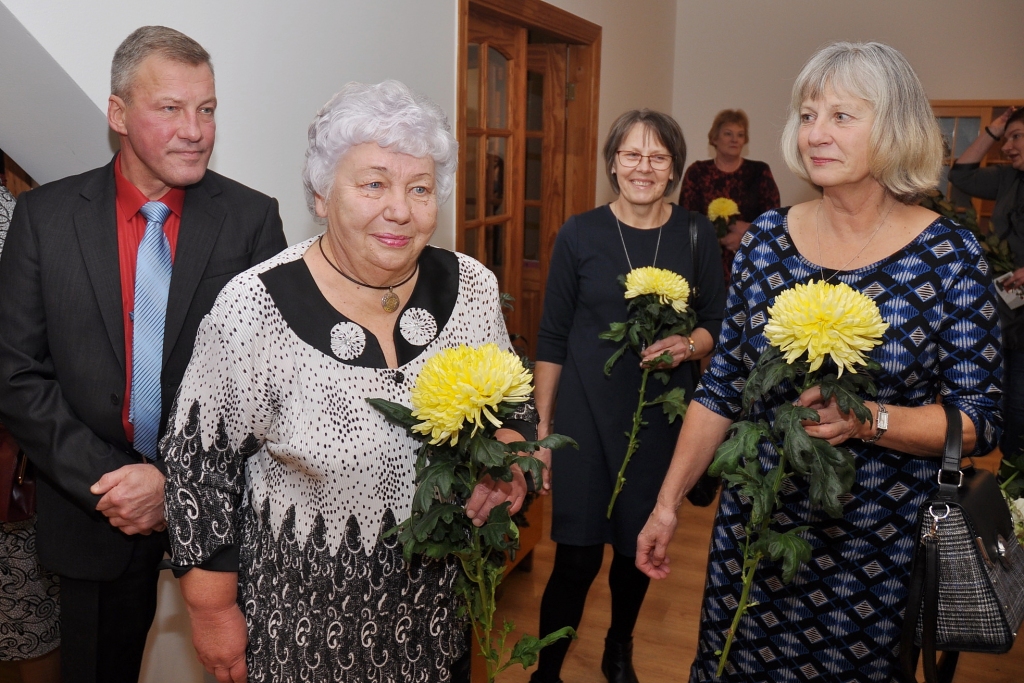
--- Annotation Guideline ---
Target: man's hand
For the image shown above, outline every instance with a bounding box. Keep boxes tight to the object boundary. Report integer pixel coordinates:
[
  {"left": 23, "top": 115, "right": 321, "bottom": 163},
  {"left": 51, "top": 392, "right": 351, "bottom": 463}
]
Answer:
[{"left": 91, "top": 463, "right": 166, "bottom": 535}]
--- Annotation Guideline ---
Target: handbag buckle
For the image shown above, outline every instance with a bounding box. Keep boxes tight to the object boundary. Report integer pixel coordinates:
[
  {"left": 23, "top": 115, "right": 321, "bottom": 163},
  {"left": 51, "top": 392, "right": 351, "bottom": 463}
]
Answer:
[
  {"left": 924, "top": 503, "right": 950, "bottom": 540},
  {"left": 15, "top": 451, "right": 27, "bottom": 486},
  {"left": 936, "top": 469, "right": 963, "bottom": 488}
]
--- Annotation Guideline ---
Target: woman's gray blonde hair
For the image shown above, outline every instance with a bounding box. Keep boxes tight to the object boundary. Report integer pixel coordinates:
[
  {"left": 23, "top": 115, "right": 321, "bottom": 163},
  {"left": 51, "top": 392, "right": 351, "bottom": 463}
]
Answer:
[
  {"left": 302, "top": 80, "right": 458, "bottom": 219},
  {"left": 780, "top": 42, "right": 943, "bottom": 203}
]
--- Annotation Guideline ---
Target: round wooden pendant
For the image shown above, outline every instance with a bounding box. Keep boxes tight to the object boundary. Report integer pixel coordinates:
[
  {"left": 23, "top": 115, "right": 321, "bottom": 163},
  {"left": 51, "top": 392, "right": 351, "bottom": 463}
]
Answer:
[{"left": 381, "top": 290, "right": 400, "bottom": 313}]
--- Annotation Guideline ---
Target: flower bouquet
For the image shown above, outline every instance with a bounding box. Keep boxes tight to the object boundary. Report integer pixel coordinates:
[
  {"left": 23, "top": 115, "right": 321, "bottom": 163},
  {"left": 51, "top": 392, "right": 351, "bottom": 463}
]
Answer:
[
  {"left": 367, "top": 343, "right": 576, "bottom": 683},
  {"left": 600, "top": 267, "right": 695, "bottom": 517},
  {"left": 708, "top": 197, "right": 741, "bottom": 240},
  {"left": 1000, "top": 451, "right": 1024, "bottom": 545},
  {"left": 706, "top": 280, "right": 888, "bottom": 675}
]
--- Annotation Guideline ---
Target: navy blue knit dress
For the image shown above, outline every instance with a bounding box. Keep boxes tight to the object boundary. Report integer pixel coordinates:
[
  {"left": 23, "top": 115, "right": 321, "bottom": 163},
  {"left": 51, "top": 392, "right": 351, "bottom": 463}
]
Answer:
[{"left": 690, "top": 208, "right": 1002, "bottom": 682}]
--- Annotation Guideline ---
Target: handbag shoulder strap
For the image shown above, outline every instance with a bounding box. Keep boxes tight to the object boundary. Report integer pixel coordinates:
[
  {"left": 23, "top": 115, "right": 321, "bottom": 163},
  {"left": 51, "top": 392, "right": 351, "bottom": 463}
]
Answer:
[
  {"left": 688, "top": 211, "right": 700, "bottom": 298},
  {"left": 938, "top": 402, "right": 963, "bottom": 498}
]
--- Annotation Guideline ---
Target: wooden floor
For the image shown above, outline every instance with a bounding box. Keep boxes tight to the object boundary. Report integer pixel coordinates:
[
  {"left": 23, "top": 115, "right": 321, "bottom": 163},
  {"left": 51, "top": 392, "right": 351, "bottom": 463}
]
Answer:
[
  {"left": 485, "top": 496, "right": 1024, "bottom": 683},
  {"left": 3, "top": 495, "right": 1022, "bottom": 683}
]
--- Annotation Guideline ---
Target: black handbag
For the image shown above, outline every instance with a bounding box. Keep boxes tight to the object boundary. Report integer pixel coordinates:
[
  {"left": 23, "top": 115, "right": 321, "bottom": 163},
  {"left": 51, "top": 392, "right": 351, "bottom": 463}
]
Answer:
[
  {"left": 900, "top": 403, "right": 1024, "bottom": 683},
  {"left": 684, "top": 211, "right": 720, "bottom": 507},
  {"left": 0, "top": 423, "right": 35, "bottom": 523}
]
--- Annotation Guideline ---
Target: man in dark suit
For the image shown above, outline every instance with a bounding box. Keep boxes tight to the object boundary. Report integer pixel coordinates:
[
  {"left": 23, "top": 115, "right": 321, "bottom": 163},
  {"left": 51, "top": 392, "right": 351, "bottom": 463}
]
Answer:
[{"left": 0, "top": 26, "right": 286, "bottom": 683}]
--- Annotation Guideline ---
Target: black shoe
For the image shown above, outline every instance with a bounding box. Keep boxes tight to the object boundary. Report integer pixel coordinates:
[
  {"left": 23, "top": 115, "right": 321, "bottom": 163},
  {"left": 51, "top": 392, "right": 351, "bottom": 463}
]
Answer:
[{"left": 601, "top": 636, "right": 639, "bottom": 683}]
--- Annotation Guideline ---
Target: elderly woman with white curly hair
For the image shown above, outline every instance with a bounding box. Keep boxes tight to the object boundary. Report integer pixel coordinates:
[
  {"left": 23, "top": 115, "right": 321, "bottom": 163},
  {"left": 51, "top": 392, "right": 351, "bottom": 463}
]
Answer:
[{"left": 162, "top": 80, "right": 532, "bottom": 683}]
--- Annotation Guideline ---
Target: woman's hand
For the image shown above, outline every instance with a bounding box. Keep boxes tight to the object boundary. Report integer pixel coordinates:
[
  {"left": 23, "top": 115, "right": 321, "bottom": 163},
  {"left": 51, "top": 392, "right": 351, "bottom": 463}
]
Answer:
[
  {"left": 465, "top": 464, "right": 528, "bottom": 525},
  {"left": 189, "top": 603, "right": 248, "bottom": 683},
  {"left": 796, "top": 386, "right": 873, "bottom": 445},
  {"left": 641, "top": 334, "right": 694, "bottom": 369},
  {"left": 636, "top": 503, "right": 678, "bottom": 579},
  {"left": 534, "top": 420, "right": 553, "bottom": 495},
  {"left": 988, "top": 106, "right": 1019, "bottom": 139}
]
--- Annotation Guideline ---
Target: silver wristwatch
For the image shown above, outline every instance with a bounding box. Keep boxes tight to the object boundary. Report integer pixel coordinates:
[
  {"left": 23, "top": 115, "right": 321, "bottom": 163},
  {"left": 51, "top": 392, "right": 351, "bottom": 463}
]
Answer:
[{"left": 863, "top": 403, "right": 888, "bottom": 444}]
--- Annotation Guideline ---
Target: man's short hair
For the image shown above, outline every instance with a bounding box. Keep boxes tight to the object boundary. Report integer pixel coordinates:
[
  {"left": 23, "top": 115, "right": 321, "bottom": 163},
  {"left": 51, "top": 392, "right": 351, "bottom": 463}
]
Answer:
[{"left": 111, "top": 26, "right": 212, "bottom": 103}]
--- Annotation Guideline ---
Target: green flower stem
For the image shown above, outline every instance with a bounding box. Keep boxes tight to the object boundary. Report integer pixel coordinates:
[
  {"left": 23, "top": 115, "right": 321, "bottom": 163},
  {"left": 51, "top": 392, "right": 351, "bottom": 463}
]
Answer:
[
  {"left": 716, "top": 445, "right": 790, "bottom": 677},
  {"left": 1001, "top": 470, "right": 1020, "bottom": 492},
  {"left": 608, "top": 366, "right": 652, "bottom": 518}
]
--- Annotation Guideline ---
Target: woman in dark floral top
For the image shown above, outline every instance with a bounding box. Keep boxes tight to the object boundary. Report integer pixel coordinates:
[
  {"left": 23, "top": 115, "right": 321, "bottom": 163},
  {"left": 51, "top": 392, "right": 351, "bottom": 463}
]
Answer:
[{"left": 678, "top": 110, "right": 780, "bottom": 281}]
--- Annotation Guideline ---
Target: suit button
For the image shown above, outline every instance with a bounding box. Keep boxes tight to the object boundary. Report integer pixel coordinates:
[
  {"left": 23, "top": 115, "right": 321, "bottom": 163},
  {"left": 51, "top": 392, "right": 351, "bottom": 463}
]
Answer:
[
  {"left": 110, "top": 393, "right": 120, "bottom": 405},
  {"left": 393, "top": 371, "right": 405, "bottom": 385}
]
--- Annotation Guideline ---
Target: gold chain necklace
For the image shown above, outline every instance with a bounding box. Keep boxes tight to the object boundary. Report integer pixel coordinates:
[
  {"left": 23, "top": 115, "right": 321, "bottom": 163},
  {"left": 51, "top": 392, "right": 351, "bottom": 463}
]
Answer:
[{"left": 814, "top": 198, "right": 895, "bottom": 283}]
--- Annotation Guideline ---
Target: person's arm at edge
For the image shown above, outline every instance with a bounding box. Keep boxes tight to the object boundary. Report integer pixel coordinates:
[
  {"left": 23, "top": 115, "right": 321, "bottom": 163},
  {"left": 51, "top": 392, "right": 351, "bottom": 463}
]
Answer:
[
  {"left": 532, "top": 360, "right": 562, "bottom": 493},
  {"left": 180, "top": 568, "right": 247, "bottom": 683},
  {"left": 636, "top": 402, "right": 732, "bottom": 579}
]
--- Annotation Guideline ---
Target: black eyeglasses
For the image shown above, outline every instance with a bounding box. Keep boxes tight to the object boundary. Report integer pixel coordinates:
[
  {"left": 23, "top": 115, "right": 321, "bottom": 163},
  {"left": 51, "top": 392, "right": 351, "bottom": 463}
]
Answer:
[{"left": 616, "top": 150, "right": 673, "bottom": 170}]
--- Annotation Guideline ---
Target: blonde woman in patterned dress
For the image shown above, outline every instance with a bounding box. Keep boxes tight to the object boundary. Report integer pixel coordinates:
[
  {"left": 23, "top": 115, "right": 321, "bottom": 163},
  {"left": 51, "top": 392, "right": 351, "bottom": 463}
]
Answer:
[{"left": 163, "top": 81, "right": 534, "bottom": 683}]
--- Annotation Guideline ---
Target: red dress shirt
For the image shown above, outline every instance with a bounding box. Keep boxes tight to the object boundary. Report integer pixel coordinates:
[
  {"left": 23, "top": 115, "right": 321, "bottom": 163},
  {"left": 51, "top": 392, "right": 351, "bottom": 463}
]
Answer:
[{"left": 114, "top": 155, "right": 184, "bottom": 442}]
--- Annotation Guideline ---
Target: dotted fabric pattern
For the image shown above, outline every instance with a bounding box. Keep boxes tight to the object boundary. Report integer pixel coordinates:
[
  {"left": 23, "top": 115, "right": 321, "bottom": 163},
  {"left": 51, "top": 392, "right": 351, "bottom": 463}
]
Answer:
[
  {"left": 689, "top": 209, "right": 1003, "bottom": 682},
  {"left": 163, "top": 238, "right": 510, "bottom": 680}
]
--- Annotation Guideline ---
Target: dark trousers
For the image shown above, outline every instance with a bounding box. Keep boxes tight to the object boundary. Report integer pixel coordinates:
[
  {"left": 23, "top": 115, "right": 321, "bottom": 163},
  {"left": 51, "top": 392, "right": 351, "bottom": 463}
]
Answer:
[
  {"left": 1003, "top": 350, "right": 1024, "bottom": 458},
  {"left": 58, "top": 534, "right": 165, "bottom": 683}
]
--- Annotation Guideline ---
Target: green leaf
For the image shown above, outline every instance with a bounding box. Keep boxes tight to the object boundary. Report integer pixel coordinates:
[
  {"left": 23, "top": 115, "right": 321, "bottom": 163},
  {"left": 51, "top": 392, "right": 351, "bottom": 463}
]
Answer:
[
  {"left": 598, "top": 321, "right": 628, "bottom": 342},
  {"left": 365, "top": 398, "right": 417, "bottom": 430},
  {"left": 773, "top": 403, "right": 819, "bottom": 476},
  {"left": 603, "top": 342, "right": 630, "bottom": 376},
  {"left": 412, "top": 461, "right": 457, "bottom": 512},
  {"left": 470, "top": 433, "right": 507, "bottom": 468},
  {"left": 709, "top": 421, "right": 767, "bottom": 477},
  {"left": 818, "top": 376, "right": 873, "bottom": 424},
  {"left": 806, "top": 439, "right": 855, "bottom": 518},
  {"left": 764, "top": 527, "right": 812, "bottom": 583},
  {"left": 476, "top": 501, "right": 518, "bottom": 552},
  {"left": 535, "top": 434, "right": 579, "bottom": 451},
  {"left": 500, "top": 627, "right": 578, "bottom": 671},
  {"left": 652, "top": 371, "right": 670, "bottom": 385},
  {"left": 649, "top": 387, "right": 687, "bottom": 424}
]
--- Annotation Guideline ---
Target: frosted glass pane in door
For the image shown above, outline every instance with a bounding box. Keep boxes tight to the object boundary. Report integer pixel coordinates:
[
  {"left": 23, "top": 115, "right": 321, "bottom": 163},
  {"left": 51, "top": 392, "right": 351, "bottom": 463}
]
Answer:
[
  {"left": 487, "top": 47, "right": 509, "bottom": 129},
  {"left": 466, "top": 44, "right": 480, "bottom": 128}
]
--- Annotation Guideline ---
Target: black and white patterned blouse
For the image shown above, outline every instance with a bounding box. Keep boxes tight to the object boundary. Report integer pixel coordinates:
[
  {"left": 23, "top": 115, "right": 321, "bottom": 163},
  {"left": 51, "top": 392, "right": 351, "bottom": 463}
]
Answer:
[{"left": 163, "top": 239, "right": 517, "bottom": 682}]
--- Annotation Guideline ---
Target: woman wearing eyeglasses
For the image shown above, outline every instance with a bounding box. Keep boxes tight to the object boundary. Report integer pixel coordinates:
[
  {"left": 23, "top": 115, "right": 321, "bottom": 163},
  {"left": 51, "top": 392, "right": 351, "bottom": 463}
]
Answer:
[{"left": 529, "top": 110, "right": 727, "bottom": 683}]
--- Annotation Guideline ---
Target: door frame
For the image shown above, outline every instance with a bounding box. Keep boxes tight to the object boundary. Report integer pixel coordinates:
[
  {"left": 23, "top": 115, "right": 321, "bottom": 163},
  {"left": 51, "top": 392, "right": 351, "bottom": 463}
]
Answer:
[{"left": 456, "top": 0, "right": 601, "bottom": 252}]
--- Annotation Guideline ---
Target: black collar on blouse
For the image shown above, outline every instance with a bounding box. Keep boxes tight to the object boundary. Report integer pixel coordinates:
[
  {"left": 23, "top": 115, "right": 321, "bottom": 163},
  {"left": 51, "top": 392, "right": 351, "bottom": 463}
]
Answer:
[{"left": 259, "top": 245, "right": 460, "bottom": 369}]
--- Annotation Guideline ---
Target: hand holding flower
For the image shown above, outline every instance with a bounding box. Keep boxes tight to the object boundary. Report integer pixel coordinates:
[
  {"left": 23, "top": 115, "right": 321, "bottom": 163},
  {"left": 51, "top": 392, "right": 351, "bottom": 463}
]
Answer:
[{"left": 797, "top": 386, "right": 875, "bottom": 445}]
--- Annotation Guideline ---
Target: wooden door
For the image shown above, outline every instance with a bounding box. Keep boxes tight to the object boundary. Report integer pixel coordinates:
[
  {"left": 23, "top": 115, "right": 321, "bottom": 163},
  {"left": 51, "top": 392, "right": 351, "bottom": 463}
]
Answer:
[
  {"left": 461, "top": 14, "right": 527, "bottom": 335},
  {"left": 519, "top": 44, "right": 567, "bottom": 356}
]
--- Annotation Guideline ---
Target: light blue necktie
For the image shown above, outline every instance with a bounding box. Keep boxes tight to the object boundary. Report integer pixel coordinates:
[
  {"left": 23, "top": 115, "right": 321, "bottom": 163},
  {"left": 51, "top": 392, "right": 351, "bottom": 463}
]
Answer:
[{"left": 130, "top": 201, "right": 172, "bottom": 460}]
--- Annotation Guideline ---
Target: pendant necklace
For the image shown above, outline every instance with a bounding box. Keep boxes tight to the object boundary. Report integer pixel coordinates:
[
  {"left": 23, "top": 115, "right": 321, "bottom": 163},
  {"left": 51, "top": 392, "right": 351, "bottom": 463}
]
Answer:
[
  {"left": 319, "top": 236, "right": 417, "bottom": 313},
  {"left": 814, "top": 198, "right": 895, "bottom": 283},
  {"left": 614, "top": 206, "right": 664, "bottom": 270}
]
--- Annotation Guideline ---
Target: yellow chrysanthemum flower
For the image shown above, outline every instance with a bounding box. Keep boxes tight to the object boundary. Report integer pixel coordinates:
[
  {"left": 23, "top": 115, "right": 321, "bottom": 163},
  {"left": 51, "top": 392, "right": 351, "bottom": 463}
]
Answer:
[
  {"left": 707, "top": 197, "right": 740, "bottom": 223},
  {"left": 410, "top": 343, "right": 533, "bottom": 446},
  {"left": 764, "top": 281, "right": 888, "bottom": 376},
  {"left": 624, "top": 267, "right": 691, "bottom": 313}
]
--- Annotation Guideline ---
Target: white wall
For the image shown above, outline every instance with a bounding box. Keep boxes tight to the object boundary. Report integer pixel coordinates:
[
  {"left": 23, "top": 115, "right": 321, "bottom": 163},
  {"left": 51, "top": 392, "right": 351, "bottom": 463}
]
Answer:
[
  {"left": 545, "top": 0, "right": 679, "bottom": 205},
  {"left": 673, "top": 0, "right": 1024, "bottom": 208},
  {"left": 1, "top": 0, "right": 459, "bottom": 248}
]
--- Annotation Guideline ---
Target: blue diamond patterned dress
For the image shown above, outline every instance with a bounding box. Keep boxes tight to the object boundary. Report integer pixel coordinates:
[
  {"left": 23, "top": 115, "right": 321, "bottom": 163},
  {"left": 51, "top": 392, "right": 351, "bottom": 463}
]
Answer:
[{"left": 689, "top": 208, "right": 1002, "bottom": 682}]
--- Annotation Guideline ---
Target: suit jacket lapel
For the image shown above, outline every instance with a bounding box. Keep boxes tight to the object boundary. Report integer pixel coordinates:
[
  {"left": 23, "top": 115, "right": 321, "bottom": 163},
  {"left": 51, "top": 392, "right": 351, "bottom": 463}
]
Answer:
[
  {"left": 164, "top": 174, "right": 225, "bottom": 364},
  {"left": 73, "top": 163, "right": 125, "bottom": 372}
]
